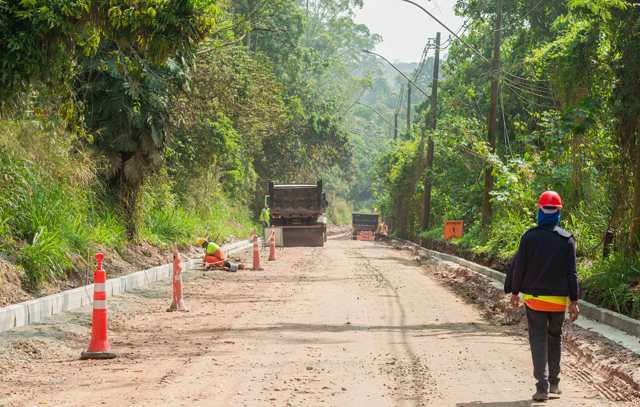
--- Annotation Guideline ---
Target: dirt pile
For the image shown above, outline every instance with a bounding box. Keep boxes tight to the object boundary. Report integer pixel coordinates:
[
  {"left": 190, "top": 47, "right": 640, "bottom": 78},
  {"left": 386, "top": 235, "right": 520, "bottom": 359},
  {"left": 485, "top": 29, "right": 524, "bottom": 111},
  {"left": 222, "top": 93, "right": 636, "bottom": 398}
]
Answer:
[
  {"left": 421, "top": 238, "right": 509, "bottom": 271},
  {"left": 0, "top": 257, "right": 29, "bottom": 307}
]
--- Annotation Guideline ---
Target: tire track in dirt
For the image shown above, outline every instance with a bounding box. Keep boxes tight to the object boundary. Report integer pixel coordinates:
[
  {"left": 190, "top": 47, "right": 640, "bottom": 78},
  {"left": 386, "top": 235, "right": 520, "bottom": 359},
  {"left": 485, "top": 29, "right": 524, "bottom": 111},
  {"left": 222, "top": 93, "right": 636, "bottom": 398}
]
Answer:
[{"left": 347, "top": 246, "right": 437, "bottom": 406}]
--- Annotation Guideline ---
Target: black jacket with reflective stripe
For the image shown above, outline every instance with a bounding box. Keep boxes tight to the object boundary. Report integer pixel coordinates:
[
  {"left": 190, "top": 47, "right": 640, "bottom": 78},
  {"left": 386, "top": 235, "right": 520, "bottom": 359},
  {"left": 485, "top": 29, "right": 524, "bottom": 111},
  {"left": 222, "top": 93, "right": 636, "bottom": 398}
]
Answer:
[{"left": 510, "top": 225, "right": 579, "bottom": 301}]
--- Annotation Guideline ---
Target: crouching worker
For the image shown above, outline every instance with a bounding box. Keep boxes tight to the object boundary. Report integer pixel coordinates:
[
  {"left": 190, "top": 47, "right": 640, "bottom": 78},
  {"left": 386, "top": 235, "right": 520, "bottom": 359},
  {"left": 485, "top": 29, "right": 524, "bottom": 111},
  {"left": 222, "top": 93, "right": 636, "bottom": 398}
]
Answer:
[
  {"left": 509, "top": 191, "right": 580, "bottom": 402},
  {"left": 198, "top": 239, "right": 244, "bottom": 271},
  {"left": 375, "top": 219, "right": 389, "bottom": 240}
]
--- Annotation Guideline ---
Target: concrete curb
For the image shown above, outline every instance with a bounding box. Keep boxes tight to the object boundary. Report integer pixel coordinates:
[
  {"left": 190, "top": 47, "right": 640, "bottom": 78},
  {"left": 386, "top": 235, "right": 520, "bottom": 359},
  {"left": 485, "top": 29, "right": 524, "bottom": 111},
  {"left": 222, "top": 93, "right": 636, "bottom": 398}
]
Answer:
[
  {"left": 0, "top": 240, "right": 253, "bottom": 333},
  {"left": 396, "top": 239, "right": 640, "bottom": 339}
]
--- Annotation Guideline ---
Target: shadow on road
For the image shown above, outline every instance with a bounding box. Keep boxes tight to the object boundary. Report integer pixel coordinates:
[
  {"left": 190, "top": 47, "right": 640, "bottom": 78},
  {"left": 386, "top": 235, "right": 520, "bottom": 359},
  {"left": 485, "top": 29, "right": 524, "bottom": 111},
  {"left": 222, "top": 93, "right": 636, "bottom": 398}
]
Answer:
[{"left": 182, "top": 321, "right": 505, "bottom": 338}]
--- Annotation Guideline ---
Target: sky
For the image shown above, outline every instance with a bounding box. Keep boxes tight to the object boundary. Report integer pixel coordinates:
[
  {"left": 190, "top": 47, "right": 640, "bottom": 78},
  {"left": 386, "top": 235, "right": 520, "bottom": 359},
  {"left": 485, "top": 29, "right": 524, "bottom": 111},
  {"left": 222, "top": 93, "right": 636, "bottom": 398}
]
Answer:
[{"left": 354, "top": 0, "right": 464, "bottom": 63}]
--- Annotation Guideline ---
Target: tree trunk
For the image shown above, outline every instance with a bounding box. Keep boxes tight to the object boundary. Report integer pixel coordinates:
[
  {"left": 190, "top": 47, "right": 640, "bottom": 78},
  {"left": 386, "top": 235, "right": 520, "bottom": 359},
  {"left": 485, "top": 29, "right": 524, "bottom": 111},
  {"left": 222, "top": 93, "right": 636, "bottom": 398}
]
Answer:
[
  {"left": 482, "top": 0, "right": 502, "bottom": 229},
  {"left": 116, "top": 153, "right": 147, "bottom": 241},
  {"left": 422, "top": 137, "right": 434, "bottom": 231},
  {"left": 569, "top": 132, "right": 584, "bottom": 205},
  {"left": 611, "top": 3, "right": 640, "bottom": 255},
  {"left": 120, "top": 176, "right": 144, "bottom": 241},
  {"left": 629, "top": 150, "right": 640, "bottom": 254}
]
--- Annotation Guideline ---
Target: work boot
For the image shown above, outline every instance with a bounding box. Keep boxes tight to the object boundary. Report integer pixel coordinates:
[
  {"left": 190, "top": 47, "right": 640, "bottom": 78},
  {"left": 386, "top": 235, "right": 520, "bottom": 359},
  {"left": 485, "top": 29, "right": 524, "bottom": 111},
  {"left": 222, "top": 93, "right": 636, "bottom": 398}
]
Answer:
[
  {"left": 532, "top": 390, "right": 549, "bottom": 402},
  {"left": 549, "top": 383, "right": 562, "bottom": 395}
]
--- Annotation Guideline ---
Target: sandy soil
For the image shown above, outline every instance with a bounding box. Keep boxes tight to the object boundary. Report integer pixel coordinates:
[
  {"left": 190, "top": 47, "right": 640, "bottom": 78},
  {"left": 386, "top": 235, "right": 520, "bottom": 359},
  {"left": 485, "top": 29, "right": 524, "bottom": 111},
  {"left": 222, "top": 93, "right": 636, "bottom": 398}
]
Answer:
[{"left": 0, "top": 239, "right": 635, "bottom": 406}]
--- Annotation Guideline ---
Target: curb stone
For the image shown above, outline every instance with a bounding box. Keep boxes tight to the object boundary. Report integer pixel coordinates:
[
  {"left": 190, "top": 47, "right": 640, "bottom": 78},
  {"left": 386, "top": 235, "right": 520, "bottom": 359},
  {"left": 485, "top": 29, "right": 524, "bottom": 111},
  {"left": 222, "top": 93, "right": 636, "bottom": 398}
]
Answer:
[
  {"left": 0, "top": 240, "right": 253, "bottom": 333},
  {"left": 396, "top": 239, "right": 640, "bottom": 340}
]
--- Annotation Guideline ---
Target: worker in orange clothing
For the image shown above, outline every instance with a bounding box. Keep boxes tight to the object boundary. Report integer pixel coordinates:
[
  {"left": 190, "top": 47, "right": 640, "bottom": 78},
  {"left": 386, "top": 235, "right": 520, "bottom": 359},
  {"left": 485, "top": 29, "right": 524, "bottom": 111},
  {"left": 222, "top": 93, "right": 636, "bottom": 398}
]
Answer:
[
  {"left": 198, "top": 238, "right": 244, "bottom": 271},
  {"left": 508, "top": 191, "right": 580, "bottom": 402}
]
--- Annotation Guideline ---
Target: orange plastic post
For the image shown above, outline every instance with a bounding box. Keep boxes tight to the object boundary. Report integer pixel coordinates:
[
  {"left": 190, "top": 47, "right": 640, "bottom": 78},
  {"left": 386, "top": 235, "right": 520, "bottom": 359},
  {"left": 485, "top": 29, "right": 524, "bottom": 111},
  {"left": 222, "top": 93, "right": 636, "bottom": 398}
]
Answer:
[
  {"left": 167, "top": 250, "right": 189, "bottom": 312},
  {"left": 81, "top": 253, "right": 116, "bottom": 360},
  {"left": 252, "top": 234, "right": 263, "bottom": 271},
  {"left": 268, "top": 230, "right": 276, "bottom": 261}
]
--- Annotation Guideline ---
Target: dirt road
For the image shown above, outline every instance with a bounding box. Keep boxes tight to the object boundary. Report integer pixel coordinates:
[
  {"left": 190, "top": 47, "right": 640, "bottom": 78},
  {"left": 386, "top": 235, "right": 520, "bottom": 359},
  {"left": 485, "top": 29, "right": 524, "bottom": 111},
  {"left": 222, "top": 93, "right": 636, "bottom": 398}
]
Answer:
[{"left": 0, "top": 238, "right": 634, "bottom": 406}]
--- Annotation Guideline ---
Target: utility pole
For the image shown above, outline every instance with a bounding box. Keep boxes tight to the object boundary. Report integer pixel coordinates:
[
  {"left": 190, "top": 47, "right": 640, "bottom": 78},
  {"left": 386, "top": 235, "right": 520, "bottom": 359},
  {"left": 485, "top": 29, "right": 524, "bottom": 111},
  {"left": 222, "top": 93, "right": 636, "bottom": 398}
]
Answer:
[
  {"left": 406, "top": 82, "right": 412, "bottom": 134},
  {"left": 482, "top": 0, "right": 502, "bottom": 229},
  {"left": 421, "top": 32, "right": 440, "bottom": 231},
  {"left": 394, "top": 113, "right": 399, "bottom": 140}
]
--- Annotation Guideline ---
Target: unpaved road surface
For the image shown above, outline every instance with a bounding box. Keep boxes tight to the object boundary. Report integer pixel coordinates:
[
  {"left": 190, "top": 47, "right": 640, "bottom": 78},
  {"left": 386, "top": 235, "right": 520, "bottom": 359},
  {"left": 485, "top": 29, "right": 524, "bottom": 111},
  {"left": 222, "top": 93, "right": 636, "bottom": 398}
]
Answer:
[{"left": 0, "top": 239, "right": 635, "bottom": 406}]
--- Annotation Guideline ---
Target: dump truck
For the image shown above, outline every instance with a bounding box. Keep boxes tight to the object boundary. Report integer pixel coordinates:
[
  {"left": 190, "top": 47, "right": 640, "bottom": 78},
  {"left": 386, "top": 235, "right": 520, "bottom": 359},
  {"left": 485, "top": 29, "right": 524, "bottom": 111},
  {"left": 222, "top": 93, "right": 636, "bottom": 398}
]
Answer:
[
  {"left": 266, "top": 180, "right": 328, "bottom": 247},
  {"left": 351, "top": 213, "right": 379, "bottom": 240}
]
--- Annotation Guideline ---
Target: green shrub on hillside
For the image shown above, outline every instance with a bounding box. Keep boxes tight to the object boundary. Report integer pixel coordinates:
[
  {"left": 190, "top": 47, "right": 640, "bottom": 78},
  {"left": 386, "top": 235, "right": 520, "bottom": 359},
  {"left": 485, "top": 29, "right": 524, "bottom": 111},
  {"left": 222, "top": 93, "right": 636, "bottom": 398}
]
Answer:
[
  {"left": 327, "top": 196, "right": 352, "bottom": 225},
  {"left": 18, "top": 227, "right": 72, "bottom": 288},
  {"left": 580, "top": 254, "right": 640, "bottom": 319},
  {"left": 90, "top": 210, "right": 127, "bottom": 249}
]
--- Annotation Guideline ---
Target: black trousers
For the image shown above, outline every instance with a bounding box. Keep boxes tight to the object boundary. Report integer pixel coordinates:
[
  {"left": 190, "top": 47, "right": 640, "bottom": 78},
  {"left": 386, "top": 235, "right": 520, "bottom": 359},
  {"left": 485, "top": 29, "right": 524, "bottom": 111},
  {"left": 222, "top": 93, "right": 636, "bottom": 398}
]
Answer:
[{"left": 526, "top": 307, "right": 565, "bottom": 392}]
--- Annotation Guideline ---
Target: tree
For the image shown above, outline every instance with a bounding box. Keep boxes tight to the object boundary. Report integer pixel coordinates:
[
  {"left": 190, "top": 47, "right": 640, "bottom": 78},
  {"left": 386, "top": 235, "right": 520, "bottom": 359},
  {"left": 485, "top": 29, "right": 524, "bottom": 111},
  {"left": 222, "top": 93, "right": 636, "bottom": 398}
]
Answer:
[{"left": 74, "top": 1, "right": 221, "bottom": 238}]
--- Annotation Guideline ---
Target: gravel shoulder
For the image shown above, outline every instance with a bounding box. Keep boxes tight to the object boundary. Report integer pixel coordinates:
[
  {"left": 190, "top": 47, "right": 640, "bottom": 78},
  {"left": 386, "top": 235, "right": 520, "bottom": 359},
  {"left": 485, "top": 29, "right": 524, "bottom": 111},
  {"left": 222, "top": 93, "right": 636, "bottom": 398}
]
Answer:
[{"left": 0, "top": 239, "right": 634, "bottom": 406}]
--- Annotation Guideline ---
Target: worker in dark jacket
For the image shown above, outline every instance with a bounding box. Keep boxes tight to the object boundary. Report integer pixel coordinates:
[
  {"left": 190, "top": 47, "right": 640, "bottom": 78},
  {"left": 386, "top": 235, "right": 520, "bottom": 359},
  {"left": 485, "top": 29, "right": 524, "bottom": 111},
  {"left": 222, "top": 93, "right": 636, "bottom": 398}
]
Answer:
[{"left": 509, "top": 191, "right": 580, "bottom": 402}]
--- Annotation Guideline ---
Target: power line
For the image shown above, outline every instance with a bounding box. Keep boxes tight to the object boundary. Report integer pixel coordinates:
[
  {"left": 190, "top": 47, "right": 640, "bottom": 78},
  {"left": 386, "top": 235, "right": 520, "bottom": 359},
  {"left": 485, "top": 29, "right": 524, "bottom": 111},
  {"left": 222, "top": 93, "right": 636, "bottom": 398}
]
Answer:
[
  {"left": 413, "top": 41, "right": 432, "bottom": 82},
  {"left": 499, "top": 84, "right": 512, "bottom": 155},
  {"left": 503, "top": 76, "right": 556, "bottom": 102},
  {"left": 397, "top": 0, "right": 489, "bottom": 63},
  {"left": 362, "top": 49, "right": 430, "bottom": 97},
  {"left": 440, "top": 18, "right": 471, "bottom": 49},
  {"left": 502, "top": 80, "right": 558, "bottom": 111}
]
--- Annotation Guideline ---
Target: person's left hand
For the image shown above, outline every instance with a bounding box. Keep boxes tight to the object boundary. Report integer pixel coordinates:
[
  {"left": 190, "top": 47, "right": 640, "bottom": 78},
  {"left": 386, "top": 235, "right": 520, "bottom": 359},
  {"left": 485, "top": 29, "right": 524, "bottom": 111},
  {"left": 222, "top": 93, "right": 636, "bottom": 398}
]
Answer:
[
  {"left": 510, "top": 294, "right": 520, "bottom": 309},
  {"left": 569, "top": 301, "right": 580, "bottom": 321}
]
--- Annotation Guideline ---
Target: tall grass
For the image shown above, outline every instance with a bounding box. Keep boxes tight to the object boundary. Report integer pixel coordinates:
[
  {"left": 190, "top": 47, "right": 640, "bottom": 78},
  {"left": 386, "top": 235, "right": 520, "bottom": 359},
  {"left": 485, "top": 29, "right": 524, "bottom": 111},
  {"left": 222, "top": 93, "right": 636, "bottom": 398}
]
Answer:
[
  {"left": 0, "top": 121, "right": 256, "bottom": 290},
  {"left": 0, "top": 123, "right": 124, "bottom": 288},
  {"left": 580, "top": 254, "right": 640, "bottom": 319},
  {"left": 141, "top": 174, "right": 256, "bottom": 246},
  {"left": 19, "top": 228, "right": 72, "bottom": 287}
]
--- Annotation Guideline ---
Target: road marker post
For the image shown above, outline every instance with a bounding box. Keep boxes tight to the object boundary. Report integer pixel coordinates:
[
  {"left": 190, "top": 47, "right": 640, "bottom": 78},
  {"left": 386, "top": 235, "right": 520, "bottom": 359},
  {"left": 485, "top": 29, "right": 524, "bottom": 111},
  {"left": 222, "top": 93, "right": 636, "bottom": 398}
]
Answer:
[
  {"left": 167, "top": 248, "right": 189, "bottom": 312},
  {"left": 80, "top": 253, "right": 116, "bottom": 360},
  {"left": 252, "top": 233, "right": 263, "bottom": 271},
  {"left": 268, "top": 230, "right": 277, "bottom": 261}
]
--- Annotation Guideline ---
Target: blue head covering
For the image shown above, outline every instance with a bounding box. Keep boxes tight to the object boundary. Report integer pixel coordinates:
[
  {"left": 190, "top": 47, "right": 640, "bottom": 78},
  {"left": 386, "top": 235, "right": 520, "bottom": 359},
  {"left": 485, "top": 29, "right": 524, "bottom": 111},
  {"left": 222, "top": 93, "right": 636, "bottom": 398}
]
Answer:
[{"left": 537, "top": 208, "right": 560, "bottom": 226}]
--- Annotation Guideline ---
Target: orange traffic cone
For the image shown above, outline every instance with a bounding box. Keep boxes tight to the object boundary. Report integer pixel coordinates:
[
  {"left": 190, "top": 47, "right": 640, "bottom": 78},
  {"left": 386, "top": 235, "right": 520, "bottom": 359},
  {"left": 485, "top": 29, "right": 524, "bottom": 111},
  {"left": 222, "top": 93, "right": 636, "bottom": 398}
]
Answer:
[
  {"left": 252, "top": 233, "right": 263, "bottom": 271},
  {"left": 81, "top": 253, "right": 116, "bottom": 360},
  {"left": 268, "top": 230, "right": 276, "bottom": 261},
  {"left": 167, "top": 248, "right": 189, "bottom": 312}
]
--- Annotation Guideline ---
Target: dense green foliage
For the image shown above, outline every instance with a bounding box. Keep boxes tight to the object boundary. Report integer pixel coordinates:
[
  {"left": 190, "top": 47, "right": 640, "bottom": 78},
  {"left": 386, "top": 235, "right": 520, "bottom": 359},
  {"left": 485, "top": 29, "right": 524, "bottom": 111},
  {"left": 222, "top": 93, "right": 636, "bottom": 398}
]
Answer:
[
  {"left": 372, "top": 0, "right": 640, "bottom": 317},
  {"left": 0, "top": 0, "right": 377, "bottom": 290}
]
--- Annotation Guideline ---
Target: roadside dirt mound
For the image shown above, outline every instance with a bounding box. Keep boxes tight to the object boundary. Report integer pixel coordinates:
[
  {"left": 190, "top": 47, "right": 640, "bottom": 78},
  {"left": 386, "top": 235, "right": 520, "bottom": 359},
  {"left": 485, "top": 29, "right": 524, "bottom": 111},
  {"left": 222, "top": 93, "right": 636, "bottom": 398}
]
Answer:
[
  {"left": 421, "top": 238, "right": 510, "bottom": 272},
  {"left": 414, "top": 252, "right": 640, "bottom": 404},
  {"left": 0, "top": 257, "right": 29, "bottom": 307}
]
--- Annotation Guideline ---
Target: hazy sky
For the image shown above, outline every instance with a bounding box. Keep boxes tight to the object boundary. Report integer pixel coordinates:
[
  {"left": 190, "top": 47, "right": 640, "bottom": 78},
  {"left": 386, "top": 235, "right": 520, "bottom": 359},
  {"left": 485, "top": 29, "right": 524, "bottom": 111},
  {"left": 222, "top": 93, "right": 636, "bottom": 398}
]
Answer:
[{"left": 354, "top": 0, "right": 464, "bottom": 63}]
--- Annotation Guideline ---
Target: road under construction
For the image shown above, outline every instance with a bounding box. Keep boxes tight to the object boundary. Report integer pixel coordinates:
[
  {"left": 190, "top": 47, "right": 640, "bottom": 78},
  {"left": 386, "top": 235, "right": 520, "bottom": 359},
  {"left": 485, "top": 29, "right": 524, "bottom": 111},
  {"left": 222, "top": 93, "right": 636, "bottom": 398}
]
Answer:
[{"left": 0, "top": 234, "right": 639, "bottom": 406}]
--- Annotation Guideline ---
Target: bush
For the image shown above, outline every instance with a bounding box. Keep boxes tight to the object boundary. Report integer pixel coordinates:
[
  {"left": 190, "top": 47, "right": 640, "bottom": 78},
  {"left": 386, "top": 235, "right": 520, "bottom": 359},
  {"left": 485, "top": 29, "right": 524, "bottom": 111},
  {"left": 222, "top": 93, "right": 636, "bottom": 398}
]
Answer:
[
  {"left": 141, "top": 172, "right": 256, "bottom": 246},
  {"left": 580, "top": 254, "right": 640, "bottom": 319},
  {"left": 327, "top": 196, "right": 352, "bottom": 225},
  {"left": 19, "top": 227, "right": 72, "bottom": 288},
  {"left": 90, "top": 210, "right": 127, "bottom": 248},
  {"left": 143, "top": 206, "right": 200, "bottom": 246}
]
